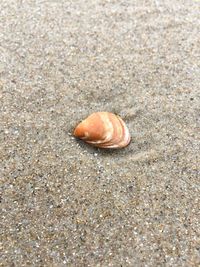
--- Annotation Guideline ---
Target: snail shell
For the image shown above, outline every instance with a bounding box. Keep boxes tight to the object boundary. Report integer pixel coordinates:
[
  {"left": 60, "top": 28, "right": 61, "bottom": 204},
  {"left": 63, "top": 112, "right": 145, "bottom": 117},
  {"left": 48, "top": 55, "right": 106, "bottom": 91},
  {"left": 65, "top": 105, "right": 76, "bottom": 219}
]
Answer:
[{"left": 73, "top": 112, "right": 131, "bottom": 148}]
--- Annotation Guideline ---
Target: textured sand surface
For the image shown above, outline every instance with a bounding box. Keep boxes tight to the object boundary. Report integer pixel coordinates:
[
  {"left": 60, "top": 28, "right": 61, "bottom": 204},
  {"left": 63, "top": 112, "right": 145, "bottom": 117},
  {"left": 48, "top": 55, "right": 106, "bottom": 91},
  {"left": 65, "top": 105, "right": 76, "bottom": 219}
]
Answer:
[{"left": 0, "top": 0, "right": 200, "bottom": 266}]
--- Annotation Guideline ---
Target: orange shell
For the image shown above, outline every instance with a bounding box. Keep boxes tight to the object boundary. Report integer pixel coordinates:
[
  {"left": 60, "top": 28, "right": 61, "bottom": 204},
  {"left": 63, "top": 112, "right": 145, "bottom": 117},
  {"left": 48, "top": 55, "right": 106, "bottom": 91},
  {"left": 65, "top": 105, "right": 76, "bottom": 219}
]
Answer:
[{"left": 73, "top": 112, "right": 131, "bottom": 149}]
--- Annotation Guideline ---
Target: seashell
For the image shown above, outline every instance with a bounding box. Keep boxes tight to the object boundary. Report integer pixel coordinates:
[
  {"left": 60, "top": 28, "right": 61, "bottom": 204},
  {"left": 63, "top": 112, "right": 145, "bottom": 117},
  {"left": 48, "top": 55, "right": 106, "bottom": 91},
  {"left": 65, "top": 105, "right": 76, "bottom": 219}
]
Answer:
[{"left": 73, "top": 112, "right": 131, "bottom": 148}]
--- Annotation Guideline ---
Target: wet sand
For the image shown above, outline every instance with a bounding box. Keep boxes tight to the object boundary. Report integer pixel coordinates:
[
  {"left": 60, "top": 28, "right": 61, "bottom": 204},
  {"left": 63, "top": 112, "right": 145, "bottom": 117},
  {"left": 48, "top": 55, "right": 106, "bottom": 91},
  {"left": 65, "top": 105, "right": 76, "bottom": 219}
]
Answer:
[{"left": 0, "top": 0, "right": 200, "bottom": 266}]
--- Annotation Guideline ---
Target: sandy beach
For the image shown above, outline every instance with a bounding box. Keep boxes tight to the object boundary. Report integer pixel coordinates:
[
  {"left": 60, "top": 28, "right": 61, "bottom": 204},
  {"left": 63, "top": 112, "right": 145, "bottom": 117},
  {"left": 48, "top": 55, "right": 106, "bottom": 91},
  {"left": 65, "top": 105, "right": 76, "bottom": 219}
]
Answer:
[{"left": 0, "top": 0, "right": 200, "bottom": 266}]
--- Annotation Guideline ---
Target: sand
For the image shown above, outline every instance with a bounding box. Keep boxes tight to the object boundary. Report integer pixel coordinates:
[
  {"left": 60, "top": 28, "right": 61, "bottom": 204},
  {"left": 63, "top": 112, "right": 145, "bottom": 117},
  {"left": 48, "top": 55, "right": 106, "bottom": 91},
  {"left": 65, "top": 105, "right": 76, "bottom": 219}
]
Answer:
[{"left": 0, "top": 0, "right": 200, "bottom": 266}]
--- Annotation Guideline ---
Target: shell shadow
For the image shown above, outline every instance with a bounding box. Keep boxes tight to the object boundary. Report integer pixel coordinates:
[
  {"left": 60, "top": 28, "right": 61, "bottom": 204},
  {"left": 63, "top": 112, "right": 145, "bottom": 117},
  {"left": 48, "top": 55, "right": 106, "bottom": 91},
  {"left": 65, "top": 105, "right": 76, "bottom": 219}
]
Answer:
[{"left": 74, "top": 137, "right": 134, "bottom": 157}]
